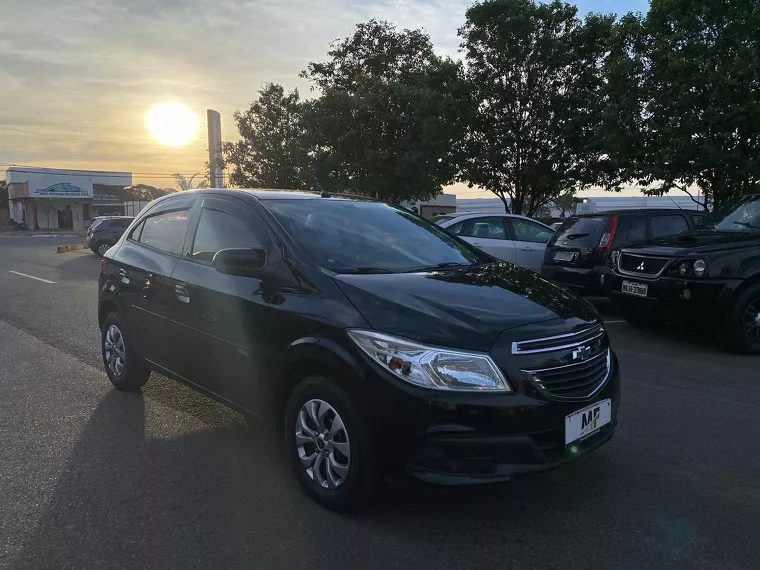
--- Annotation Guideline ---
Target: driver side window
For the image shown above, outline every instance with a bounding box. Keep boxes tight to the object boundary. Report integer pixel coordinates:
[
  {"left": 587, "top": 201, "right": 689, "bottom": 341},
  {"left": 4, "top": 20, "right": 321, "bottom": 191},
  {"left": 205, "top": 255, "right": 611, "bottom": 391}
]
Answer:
[
  {"left": 190, "top": 207, "right": 267, "bottom": 264},
  {"left": 509, "top": 218, "right": 553, "bottom": 243}
]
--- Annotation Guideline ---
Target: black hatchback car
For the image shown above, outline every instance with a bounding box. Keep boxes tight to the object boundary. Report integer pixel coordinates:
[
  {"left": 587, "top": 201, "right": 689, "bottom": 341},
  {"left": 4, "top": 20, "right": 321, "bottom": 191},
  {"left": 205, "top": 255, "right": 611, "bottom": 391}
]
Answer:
[
  {"left": 542, "top": 209, "right": 704, "bottom": 296},
  {"left": 98, "top": 190, "right": 620, "bottom": 511}
]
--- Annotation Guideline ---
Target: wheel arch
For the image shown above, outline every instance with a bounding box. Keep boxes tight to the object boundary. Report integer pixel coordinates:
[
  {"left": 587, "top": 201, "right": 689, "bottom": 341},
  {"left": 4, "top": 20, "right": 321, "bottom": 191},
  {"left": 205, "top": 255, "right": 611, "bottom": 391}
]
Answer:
[{"left": 272, "top": 336, "right": 366, "bottom": 424}]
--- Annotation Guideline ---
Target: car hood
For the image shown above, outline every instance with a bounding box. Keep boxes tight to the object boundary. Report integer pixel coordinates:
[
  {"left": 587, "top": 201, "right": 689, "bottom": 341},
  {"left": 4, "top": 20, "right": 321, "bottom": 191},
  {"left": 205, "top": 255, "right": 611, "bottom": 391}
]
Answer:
[
  {"left": 333, "top": 263, "right": 598, "bottom": 352},
  {"left": 623, "top": 229, "right": 760, "bottom": 256}
]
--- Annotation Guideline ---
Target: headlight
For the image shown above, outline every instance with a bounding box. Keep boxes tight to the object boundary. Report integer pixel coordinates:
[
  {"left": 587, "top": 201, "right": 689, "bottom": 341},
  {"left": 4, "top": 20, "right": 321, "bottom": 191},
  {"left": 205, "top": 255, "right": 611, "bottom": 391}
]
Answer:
[
  {"left": 668, "top": 258, "right": 708, "bottom": 278},
  {"left": 693, "top": 259, "right": 707, "bottom": 277},
  {"left": 347, "top": 330, "right": 511, "bottom": 392},
  {"left": 678, "top": 262, "right": 688, "bottom": 276}
]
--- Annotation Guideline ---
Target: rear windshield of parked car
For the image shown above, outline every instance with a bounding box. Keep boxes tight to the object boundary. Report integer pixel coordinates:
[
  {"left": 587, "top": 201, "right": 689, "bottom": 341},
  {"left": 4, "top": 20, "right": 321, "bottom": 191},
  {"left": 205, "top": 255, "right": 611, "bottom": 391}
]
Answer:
[
  {"left": 264, "top": 199, "right": 486, "bottom": 273},
  {"left": 550, "top": 216, "right": 608, "bottom": 246}
]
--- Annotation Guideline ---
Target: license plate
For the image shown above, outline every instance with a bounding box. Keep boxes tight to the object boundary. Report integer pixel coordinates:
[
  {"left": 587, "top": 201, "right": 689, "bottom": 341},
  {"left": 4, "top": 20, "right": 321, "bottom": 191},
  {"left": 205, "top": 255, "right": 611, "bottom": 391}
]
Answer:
[
  {"left": 565, "top": 399, "right": 612, "bottom": 445},
  {"left": 554, "top": 251, "right": 575, "bottom": 262},
  {"left": 621, "top": 280, "right": 648, "bottom": 297}
]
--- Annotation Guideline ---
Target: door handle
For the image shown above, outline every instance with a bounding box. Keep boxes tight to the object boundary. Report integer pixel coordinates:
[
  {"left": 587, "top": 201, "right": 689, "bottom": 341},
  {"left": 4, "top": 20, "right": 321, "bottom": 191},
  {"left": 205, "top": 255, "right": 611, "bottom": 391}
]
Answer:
[
  {"left": 174, "top": 284, "right": 190, "bottom": 304},
  {"left": 142, "top": 272, "right": 154, "bottom": 298},
  {"left": 119, "top": 268, "right": 130, "bottom": 284},
  {"left": 472, "top": 242, "right": 483, "bottom": 247},
  {"left": 520, "top": 247, "right": 532, "bottom": 251}
]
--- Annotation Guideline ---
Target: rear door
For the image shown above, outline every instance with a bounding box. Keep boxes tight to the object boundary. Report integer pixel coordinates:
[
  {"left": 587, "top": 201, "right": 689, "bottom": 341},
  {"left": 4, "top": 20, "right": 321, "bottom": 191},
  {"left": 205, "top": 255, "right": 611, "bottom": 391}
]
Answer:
[
  {"left": 456, "top": 217, "right": 517, "bottom": 263},
  {"left": 545, "top": 215, "right": 610, "bottom": 269},
  {"left": 167, "top": 195, "right": 274, "bottom": 412},
  {"left": 505, "top": 217, "right": 554, "bottom": 271},
  {"left": 110, "top": 196, "right": 195, "bottom": 370}
]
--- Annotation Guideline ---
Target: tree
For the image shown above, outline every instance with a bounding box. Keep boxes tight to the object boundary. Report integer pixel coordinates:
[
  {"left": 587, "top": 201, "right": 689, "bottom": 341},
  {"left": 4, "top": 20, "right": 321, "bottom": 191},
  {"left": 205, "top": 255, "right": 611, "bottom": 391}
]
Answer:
[
  {"left": 639, "top": 0, "right": 760, "bottom": 210},
  {"left": 223, "top": 83, "right": 309, "bottom": 189},
  {"left": 301, "top": 19, "right": 469, "bottom": 202},
  {"left": 123, "top": 184, "right": 174, "bottom": 201},
  {"left": 0, "top": 180, "right": 7, "bottom": 209},
  {"left": 458, "top": 0, "right": 615, "bottom": 215},
  {"left": 554, "top": 189, "right": 578, "bottom": 218},
  {"left": 172, "top": 173, "right": 209, "bottom": 191}
]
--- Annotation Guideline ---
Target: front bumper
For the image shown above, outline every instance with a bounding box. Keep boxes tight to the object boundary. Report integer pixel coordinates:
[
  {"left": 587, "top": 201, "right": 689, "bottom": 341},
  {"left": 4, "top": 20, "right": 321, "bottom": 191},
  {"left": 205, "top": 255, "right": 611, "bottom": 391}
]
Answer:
[
  {"left": 364, "top": 352, "right": 621, "bottom": 486},
  {"left": 611, "top": 273, "right": 736, "bottom": 321}
]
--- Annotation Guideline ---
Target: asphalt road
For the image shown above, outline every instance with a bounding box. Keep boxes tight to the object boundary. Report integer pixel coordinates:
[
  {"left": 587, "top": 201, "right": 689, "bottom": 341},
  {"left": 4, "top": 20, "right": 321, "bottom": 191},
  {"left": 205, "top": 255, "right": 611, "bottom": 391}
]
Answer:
[{"left": 1, "top": 235, "right": 759, "bottom": 570}]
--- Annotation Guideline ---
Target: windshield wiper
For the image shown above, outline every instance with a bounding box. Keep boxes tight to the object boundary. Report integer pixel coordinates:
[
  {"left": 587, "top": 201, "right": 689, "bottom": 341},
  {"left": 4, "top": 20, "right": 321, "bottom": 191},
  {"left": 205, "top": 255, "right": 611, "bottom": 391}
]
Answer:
[
  {"left": 348, "top": 266, "right": 394, "bottom": 274},
  {"left": 733, "top": 221, "right": 760, "bottom": 231},
  {"left": 565, "top": 233, "right": 590, "bottom": 240}
]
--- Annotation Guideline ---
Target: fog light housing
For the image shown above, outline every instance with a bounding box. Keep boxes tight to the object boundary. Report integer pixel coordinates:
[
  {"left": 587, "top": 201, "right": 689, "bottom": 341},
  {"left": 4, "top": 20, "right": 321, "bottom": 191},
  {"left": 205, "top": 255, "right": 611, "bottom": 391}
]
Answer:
[
  {"left": 681, "top": 288, "right": 692, "bottom": 300},
  {"left": 600, "top": 274, "right": 606, "bottom": 285}
]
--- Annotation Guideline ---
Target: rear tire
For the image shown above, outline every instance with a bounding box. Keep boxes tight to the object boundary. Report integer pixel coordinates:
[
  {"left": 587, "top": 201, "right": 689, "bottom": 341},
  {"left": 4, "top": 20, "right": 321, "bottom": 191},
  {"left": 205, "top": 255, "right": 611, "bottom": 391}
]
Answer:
[
  {"left": 722, "top": 284, "right": 760, "bottom": 355},
  {"left": 284, "top": 375, "right": 378, "bottom": 512},
  {"left": 101, "top": 312, "right": 150, "bottom": 391},
  {"left": 96, "top": 242, "right": 112, "bottom": 257}
]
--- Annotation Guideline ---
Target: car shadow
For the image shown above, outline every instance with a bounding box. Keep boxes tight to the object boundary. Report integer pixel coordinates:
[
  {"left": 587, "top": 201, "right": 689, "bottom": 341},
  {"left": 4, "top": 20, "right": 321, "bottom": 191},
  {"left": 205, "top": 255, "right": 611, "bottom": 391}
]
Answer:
[
  {"left": 12, "top": 379, "right": 703, "bottom": 569},
  {"left": 54, "top": 251, "right": 103, "bottom": 281}
]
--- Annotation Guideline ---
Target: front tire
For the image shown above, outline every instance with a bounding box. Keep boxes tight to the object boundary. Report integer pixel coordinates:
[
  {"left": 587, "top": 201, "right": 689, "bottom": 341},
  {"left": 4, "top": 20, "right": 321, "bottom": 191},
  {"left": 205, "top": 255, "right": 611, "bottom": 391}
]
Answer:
[
  {"left": 723, "top": 284, "right": 760, "bottom": 355},
  {"left": 284, "top": 375, "right": 378, "bottom": 512},
  {"left": 101, "top": 312, "right": 151, "bottom": 390}
]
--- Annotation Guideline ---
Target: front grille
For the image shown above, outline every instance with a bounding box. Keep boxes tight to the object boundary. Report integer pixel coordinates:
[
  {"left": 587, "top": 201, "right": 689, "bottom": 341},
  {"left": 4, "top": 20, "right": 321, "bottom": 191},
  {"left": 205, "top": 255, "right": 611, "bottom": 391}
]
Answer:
[
  {"left": 511, "top": 325, "right": 604, "bottom": 355},
  {"left": 522, "top": 349, "right": 611, "bottom": 400},
  {"left": 619, "top": 253, "right": 670, "bottom": 276}
]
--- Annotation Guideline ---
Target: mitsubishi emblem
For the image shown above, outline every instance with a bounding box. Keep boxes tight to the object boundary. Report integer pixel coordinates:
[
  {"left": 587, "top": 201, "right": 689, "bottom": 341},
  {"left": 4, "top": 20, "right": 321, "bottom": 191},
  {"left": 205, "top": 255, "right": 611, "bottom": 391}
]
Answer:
[{"left": 637, "top": 262, "right": 645, "bottom": 271}]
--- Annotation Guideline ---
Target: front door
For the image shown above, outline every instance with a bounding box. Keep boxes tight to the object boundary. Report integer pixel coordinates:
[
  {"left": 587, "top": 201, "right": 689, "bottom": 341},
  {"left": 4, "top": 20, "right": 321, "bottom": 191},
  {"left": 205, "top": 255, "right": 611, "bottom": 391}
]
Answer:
[
  {"left": 168, "top": 195, "right": 275, "bottom": 413},
  {"left": 457, "top": 217, "right": 517, "bottom": 263}
]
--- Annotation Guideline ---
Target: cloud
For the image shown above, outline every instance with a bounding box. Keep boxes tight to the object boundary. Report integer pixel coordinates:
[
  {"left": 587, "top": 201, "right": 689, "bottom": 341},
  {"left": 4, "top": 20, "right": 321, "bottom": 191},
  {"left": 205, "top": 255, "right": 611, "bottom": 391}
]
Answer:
[{"left": 1, "top": 0, "right": 644, "bottom": 188}]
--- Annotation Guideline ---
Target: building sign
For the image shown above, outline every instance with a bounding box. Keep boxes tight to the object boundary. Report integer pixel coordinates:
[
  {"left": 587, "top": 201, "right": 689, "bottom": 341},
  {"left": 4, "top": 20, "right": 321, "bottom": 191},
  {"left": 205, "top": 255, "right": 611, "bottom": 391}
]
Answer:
[{"left": 35, "top": 182, "right": 90, "bottom": 198}]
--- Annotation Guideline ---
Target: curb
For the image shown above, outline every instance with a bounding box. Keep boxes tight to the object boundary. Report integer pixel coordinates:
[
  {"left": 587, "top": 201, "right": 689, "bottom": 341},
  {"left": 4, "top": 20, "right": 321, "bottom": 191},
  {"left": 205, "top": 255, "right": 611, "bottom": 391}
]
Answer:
[{"left": 56, "top": 244, "right": 89, "bottom": 253}]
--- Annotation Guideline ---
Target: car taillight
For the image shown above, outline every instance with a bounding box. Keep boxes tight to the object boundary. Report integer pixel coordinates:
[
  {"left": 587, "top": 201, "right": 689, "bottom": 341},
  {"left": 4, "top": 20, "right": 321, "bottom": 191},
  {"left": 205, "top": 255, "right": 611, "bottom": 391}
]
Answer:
[
  {"left": 91, "top": 227, "right": 102, "bottom": 234},
  {"left": 599, "top": 214, "right": 619, "bottom": 252}
]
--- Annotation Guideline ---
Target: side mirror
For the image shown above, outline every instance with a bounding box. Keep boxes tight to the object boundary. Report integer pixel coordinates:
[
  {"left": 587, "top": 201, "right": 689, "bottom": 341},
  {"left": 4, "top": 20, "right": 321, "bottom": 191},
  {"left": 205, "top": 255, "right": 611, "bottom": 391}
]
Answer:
[{"left": 212, "top": 247, "right": 267, "bottom": 278}]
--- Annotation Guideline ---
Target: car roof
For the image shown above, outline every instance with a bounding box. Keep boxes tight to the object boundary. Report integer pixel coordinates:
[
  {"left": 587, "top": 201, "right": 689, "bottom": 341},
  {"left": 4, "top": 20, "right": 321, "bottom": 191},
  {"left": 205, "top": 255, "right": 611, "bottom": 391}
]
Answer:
[
  {"left": 571, "top": 208, "right": 703, "bottom": 217},
  {"left": 166, "top": 188, "right": 384, "bottom": 203}
]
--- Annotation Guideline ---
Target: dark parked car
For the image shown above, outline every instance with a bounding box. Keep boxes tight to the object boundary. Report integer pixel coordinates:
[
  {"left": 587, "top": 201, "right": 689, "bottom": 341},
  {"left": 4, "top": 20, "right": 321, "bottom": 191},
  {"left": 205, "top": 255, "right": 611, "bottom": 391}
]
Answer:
[
  {"left": 542, "top": 209, "right": 705, "bottom": 296},
  {"left": 87, "top": 216, "right": 134, "bottom": 256},
  {"left": 611, "top": 194, "right": 760, "bottom": 354},
  {"left": 98, "top": 189, "right": 620, "bottom": 511}
]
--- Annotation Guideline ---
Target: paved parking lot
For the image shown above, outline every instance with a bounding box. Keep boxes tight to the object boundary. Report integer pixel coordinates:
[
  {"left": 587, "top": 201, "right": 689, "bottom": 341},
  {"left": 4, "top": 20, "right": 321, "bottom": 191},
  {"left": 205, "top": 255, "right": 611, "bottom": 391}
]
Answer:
[{"left": 1, "top": 235, "right": 759, "bottom": 569}]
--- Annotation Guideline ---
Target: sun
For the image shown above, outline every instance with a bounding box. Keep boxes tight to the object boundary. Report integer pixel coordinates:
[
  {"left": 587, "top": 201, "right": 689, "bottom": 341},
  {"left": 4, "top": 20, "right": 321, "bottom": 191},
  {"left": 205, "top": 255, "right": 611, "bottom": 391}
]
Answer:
[{"left": 145, "top": 102, "right": 200, "bottom": 146}]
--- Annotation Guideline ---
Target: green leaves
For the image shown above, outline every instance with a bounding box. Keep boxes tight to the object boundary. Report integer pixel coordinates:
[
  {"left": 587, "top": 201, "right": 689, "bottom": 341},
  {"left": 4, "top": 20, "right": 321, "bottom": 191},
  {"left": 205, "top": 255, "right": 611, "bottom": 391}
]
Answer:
[{"left": 459, "top": 0, "right": 614, "bottom": 215}]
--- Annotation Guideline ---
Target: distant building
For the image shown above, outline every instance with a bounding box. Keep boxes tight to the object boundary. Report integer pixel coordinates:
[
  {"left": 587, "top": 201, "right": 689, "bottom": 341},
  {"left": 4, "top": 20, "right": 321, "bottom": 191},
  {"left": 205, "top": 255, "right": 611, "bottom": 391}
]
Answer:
[
  {"left": 4, "top": 167, "right": 132, "bottom": 230},
  {"left": 403, "top": 193, "right": 457, "bottom": 219}
]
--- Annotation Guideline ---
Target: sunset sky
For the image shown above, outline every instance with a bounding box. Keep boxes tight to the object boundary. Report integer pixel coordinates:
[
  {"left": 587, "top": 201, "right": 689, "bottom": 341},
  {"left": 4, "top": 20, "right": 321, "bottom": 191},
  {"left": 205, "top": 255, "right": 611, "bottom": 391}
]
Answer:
[{"left": 1, "top": 0, "right": 648, "bottom": 196}]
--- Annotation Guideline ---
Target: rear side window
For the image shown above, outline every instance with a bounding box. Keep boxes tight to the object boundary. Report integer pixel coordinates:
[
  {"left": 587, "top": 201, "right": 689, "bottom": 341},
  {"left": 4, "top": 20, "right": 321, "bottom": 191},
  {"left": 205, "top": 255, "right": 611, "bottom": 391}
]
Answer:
[
  {"left": 134, "top": 211, "right": 189, "bottom": 254},
  {"left": 626, "top": 216, "right": 646, "bottom": 241},
  {"left": 190, "top": 208, "right": 267, "bottom": 264},
  {"left": 650, "top": 214, "right": 688, "bottom": 238},
  {"left": 508, "top": 218, "right": 553, "bottom": 243},
  {"left": 690, "top": 213, "right": 705, "bottom": 227},
  {"left": 462, "top": 217, "right": 507, "bottom": 240},
  {"left": 551, "top": 216, "right": 608, "bottom": 246}
]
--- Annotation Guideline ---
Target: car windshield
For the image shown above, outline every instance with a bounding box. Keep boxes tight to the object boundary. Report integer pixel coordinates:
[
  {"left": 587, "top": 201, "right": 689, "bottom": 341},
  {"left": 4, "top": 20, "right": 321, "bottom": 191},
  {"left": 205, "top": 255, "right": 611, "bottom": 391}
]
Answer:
[
  {"left": 265, "top": 199, "right": 486, "bottom": 273},
  {"left": 702, "top": 195, "right": 760, "bottom": 231}
]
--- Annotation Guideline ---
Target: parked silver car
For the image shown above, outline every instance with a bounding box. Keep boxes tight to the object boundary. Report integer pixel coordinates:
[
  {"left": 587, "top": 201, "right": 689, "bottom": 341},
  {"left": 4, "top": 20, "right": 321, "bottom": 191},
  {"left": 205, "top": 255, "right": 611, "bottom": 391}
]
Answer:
[{"left": 439, "top": 213, "right": 555, "bottom": 271}]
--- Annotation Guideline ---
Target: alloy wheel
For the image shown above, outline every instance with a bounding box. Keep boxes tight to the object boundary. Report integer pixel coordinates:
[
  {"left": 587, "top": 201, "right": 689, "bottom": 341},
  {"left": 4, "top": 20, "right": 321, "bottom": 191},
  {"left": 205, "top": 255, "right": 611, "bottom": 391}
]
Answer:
[
  {"left": 98, "top": 243, "right": 110, "bottom": 256},
  {"left": 743, "top": 299, "right": 760, "bottom": 343},
  {"left": 104, "top": 324, "right": 126, "bottom": 377},
  {"left": 295, "top": 399, "right": 351, "bottom": 489}
]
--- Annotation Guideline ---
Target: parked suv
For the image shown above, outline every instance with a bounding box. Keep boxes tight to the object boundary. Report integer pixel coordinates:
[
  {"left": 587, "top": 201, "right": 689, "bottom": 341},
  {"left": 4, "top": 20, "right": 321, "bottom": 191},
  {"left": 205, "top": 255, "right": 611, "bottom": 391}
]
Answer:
[
  {"left": 98, "top": 190, "right": 620, "bottom": 511},
  {"left": 87, "top": 216, "right": 134, "bottom": 256},
  {"left": 542, "top": 209, "right": 705, "bottom": 296},
  {"left": 611, "top": 194, "right": 760, "bottom": 354}
]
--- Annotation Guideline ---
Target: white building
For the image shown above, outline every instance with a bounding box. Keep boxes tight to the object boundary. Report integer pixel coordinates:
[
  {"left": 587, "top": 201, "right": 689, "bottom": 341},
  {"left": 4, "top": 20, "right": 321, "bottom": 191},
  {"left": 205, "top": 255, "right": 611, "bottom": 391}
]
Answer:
[
  {"left": 4, "top": 167, "right": 133, "bottom": 230},
  {"left": 403, "top": 193, "right": 457, "bottom": 219}
]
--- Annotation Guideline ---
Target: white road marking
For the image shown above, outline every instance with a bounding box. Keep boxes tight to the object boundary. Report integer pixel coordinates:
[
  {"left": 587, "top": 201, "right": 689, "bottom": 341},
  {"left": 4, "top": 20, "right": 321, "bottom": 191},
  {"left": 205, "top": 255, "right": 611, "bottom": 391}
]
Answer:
[{"left": 8, "top": 271, "right": 57, "bottom": 284}]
